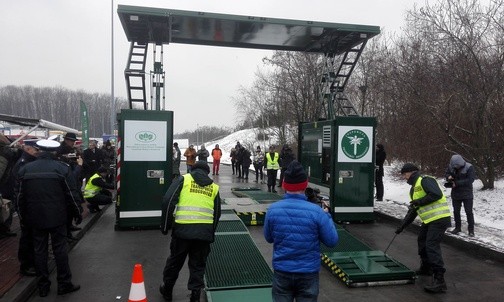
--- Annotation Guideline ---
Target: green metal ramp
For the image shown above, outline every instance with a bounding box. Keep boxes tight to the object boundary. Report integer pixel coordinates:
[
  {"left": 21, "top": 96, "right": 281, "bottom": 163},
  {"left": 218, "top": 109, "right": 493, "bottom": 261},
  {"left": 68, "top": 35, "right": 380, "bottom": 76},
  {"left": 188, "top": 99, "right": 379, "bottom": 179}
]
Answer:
[
  {"left": 205, "top": 212, "right": 272, "bottom": 301},
  {"left": 321, "top": 225, "right": 416, "bottom": 287}
]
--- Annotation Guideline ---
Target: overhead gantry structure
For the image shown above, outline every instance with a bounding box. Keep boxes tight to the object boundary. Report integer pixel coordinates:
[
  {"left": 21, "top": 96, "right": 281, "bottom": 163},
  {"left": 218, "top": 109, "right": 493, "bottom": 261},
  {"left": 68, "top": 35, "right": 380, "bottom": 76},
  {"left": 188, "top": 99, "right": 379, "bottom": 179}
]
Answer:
[{"left": 117, "top": 5, "right": 380, "bottom": 118}]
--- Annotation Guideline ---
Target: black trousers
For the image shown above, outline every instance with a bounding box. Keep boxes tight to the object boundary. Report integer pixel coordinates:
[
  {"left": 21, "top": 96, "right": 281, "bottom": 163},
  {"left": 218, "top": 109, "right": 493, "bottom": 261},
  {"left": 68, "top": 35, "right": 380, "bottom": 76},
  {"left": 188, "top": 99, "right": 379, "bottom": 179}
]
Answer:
[
  {"left": 452, "top": 198, "right": 474, "bottom": 232},
  {"left": 267, "top": 169, "right": 278, "bottom": 188},
  {"left": 375, "top": 174, "right": 384, "bottom": 200},
  {"left": 242, "top": 164, "right": 250, "bottom": 179},
  {"left": 254, "top": 164, "right": 263, "bottom": 181},
  {"left": 417, "top": 217, "right": 451, "bottom": 273},
  {"left": 278, "top": 168, "right": 287, "bottom": 187},
  {"left": 236, "top": 162, "right": 242, "bottom": 177},
  {"left": 18, "top": 225, "right": 35, "bottom": 271},
  {"left": 163, "top": 237, "right": 211, "bottom": 291},
  {"left": 33, "top": 224, "right": 72, "bottom": 288},
  {"left": 87, "top": 190, "right": 112, "bottom": 208}
]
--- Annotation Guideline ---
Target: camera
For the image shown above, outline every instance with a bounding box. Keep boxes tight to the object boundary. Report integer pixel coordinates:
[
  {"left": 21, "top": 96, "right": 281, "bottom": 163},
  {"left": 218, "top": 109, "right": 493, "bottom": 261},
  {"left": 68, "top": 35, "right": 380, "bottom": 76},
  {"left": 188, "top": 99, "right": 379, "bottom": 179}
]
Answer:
[{"left": 444, "top": 181, "right": 453, "bottom": 188}]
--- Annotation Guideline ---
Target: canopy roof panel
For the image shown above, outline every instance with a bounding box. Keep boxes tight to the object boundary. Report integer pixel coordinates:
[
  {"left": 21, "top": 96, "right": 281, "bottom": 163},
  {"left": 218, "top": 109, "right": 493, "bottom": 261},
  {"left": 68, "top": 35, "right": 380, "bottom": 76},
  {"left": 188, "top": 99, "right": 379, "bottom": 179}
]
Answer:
[{"left": 118, "top": 5, "right": 380, "bottom": 54}]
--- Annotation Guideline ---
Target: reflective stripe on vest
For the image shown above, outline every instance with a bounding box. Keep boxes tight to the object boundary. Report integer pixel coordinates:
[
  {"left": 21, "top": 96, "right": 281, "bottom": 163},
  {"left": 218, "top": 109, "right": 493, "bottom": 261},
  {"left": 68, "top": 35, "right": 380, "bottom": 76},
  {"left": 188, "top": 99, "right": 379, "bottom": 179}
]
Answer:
[
  {"left": 266, "top": 152, "right": 279, "bottom": 170},
  {"left": 175, "top": 174, "right": 219, "bottom": 224},
  {"left": 412, "top": 176, "right": 451, "bottom": 224},
  {"left": 83, "top": 173, "right": 101, "bottom": 198}
]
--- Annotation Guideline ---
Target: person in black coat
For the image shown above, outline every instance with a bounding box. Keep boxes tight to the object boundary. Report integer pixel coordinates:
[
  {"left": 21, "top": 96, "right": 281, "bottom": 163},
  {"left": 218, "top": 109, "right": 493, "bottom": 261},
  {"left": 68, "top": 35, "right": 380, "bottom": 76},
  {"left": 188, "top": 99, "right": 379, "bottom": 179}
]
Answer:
[
  {"left": 241, "top": 148, "right": 252, "bottom": 180},
  {"left": 160, "top": 161, "right": 221, "bottom": 301},
  {"left": 278, "top": 144, "right": 295, "bottom": 188},
  {"left": 375, "top": 144, "right": 387, "bottom": 201},
  {"left": 15, "top": 140, "right": 82, "bottom": 297},
  {"left": 82, "top": 140, "right": 104, "bottom": 183}
]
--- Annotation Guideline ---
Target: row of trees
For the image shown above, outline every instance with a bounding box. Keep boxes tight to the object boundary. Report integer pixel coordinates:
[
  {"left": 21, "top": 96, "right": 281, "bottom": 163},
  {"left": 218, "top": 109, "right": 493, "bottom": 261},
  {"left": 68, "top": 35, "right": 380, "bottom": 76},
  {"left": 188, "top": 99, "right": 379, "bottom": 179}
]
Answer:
[
  {"left": 0, "top": 85, "right": 126, "bottom": 137},
  {"left": 0, "top": 85, "right": 230, "bottom": 143},
  {"left": 234, "top": 0, "right": 504, "bottom": 189}
]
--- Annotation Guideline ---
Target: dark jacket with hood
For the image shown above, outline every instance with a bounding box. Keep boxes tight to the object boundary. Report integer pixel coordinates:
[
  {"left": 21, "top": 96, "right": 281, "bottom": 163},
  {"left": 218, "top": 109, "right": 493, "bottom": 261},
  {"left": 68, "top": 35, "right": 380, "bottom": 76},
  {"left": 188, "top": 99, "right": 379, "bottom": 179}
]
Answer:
[
  {"left": 445, "top": 154, "right": 475, "bottom": 200},
  {"left": 160, "top": 163, "right": 221, "bottom": 242}
]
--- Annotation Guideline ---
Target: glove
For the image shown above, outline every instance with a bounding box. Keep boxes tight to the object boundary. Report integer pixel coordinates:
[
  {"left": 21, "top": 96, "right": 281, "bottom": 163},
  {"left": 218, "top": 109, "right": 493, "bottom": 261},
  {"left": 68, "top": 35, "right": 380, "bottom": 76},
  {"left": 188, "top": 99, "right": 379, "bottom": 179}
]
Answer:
[
  {"left": 410, "top": 200, "right": 420, "bottom": 208},
  {"left": 395, "top": 226, "right": 404, "bottom": 234},
  {"left": 74, "top": 214, "right": 83, "bottom": 225}
]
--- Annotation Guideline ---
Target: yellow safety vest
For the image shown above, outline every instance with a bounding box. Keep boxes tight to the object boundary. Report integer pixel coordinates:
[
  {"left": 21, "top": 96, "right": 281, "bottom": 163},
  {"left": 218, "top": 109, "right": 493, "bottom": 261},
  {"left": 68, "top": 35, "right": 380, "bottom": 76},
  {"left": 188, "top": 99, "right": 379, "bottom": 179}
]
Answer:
[
  {"left": 266, "top": 152, "right": 279, "bottom": 170},
  {"left": 84, "top": 173, "right": 101, "bottom": 199},
  {"left": 175, "top": 174, "right": 219, "bottom": 224},
  {"left": 412, "top": 176, "right": 451, "bottom": 224}
]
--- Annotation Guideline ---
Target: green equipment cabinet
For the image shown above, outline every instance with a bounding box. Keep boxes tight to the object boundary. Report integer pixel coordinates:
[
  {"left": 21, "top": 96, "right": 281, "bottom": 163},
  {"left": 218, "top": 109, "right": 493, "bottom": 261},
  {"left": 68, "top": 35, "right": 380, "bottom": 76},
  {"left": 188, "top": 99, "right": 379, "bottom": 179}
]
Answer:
[
  {"left": 299, "top": 117, "right": 376, "bottom": 222},
  {"left": 115, "top": 109, "right": 174, "bottom": 229}
]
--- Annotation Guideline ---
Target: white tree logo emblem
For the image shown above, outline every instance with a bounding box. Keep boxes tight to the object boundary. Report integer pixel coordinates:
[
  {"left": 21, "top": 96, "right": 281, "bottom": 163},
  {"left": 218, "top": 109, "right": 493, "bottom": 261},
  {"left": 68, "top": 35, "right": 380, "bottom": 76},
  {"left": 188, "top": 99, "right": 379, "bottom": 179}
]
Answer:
[{"left": 341, "top": 129, "right": 370, "bottom": 159}]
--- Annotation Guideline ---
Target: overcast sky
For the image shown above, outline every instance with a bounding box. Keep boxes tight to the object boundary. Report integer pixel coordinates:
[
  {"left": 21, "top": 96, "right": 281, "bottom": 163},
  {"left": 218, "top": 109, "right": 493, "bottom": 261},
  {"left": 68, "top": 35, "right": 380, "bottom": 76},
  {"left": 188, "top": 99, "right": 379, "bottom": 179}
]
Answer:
[{"left": 0, "top": 0, "right": 424, "bottom": 134}]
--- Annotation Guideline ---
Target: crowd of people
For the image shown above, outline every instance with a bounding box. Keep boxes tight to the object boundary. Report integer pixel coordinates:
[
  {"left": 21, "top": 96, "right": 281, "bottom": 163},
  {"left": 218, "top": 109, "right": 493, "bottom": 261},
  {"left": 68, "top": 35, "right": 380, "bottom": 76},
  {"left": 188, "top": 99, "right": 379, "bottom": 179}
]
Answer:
[
  {"left": 2, "top": 132, "right": 477, "bottom": 299},
  {"left": 0, "top": 132, "right": 116, "bottom": 297}
]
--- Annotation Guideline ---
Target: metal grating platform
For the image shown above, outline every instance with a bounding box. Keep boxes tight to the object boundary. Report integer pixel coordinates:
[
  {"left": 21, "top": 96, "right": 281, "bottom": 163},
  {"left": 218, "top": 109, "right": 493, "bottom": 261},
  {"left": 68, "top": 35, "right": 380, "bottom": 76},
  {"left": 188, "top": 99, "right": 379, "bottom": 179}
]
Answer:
[
  {"left": 216, "top": 220, "right": 249, "bottom": 233},
  {"left": 231, "top": 188, "right": 281, "bottom": 203},
  {"left": 206, "top": 233, "right": 272, "bottom": 290}
]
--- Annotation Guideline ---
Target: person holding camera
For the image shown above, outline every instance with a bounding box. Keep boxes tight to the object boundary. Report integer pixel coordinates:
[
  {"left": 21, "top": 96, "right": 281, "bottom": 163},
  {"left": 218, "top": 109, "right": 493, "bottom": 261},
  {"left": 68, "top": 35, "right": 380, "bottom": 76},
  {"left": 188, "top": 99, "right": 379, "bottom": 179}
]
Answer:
[
  {"left": 264, "top": 161, "right": 338, "bottom": 301},
  {"left": 445, "top": 154, "right": 475, "bottom": 237}
]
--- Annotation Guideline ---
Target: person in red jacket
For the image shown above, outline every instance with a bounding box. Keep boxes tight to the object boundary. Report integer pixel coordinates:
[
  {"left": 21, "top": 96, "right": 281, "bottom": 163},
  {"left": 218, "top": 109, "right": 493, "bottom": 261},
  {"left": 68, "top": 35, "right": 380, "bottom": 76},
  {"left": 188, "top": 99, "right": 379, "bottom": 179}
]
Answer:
[{"left": 211, "top": 144, "right": 222, "bottom": 175}]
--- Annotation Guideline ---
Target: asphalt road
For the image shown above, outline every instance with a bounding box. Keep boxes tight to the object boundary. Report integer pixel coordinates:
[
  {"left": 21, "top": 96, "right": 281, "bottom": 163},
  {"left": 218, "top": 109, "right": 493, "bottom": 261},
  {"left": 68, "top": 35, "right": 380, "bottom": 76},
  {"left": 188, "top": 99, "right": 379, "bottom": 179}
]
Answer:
[{"left": 25, "top": 165, "right": 504, "bottom": 302}]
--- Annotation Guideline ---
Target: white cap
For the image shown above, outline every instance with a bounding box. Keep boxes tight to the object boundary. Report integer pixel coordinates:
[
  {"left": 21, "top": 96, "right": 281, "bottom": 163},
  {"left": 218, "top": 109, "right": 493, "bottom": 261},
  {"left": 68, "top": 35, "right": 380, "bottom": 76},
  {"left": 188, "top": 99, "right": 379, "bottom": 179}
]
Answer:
[{"left": 36, "top": 139, "right": 60, "bottom": 151}]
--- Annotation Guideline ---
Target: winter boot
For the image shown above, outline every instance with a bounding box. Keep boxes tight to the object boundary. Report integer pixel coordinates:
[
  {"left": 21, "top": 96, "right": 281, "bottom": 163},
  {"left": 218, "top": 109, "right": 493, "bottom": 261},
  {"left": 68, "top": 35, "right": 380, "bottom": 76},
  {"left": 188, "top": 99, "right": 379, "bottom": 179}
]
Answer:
[
  {"left": 424, "top": 272, "right": 447, "bottom": 293},
  {"left": 159, "top": 283, "right": 173, "bottom": 301},
  {"left": 190, "top": 289, "right": 201, "bottom": 302}
]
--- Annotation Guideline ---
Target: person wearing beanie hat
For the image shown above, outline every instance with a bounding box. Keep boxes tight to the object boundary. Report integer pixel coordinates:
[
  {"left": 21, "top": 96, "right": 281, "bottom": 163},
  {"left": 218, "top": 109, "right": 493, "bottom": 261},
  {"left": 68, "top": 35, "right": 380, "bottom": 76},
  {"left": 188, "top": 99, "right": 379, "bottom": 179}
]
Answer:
[
  {"left": 160, "top": 159, "right": 221, "bottom": 302},
  {"left": 396, "top": 163, "right": 451, "bottom": 293},
  {"left": 281, "top": 160, "right": 308, "bottom": 191},
  {"left": 264, "top": 160, "right": 338, "bottom": 301},
  {"left": 400, "top": 163, "right": 419, "bottom": 174}
]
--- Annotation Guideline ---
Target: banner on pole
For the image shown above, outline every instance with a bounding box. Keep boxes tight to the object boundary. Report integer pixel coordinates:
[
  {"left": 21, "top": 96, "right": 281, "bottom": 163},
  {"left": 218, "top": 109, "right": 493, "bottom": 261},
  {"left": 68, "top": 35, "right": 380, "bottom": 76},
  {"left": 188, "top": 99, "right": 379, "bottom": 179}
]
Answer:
[{"left": 80, "top": 100, "right": 89, "bottom": 149}]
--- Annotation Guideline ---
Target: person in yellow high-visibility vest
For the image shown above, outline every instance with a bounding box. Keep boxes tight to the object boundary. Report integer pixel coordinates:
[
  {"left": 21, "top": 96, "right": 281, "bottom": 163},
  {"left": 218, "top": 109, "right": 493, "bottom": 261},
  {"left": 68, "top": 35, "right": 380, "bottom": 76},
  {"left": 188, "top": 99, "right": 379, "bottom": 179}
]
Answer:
[
  {"left": 263, "top": 145, "right": 280, "bottom": 193},
  {"left": 396, "top": 163, "right": 451, "bottom": 294},
  {"left": 160, "top": 161, "right": 221, "bottom": 302},
  {"left": 83, "top": 167, "right": 114, "bottom": 213}
]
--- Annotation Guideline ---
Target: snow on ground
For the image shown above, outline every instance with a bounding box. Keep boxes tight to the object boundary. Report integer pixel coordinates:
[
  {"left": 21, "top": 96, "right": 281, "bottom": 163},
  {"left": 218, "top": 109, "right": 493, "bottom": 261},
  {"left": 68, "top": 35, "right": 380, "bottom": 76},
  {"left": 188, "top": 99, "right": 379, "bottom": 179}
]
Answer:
[{"left": 198, "top": 128, "right": 504, "bottom": 254}]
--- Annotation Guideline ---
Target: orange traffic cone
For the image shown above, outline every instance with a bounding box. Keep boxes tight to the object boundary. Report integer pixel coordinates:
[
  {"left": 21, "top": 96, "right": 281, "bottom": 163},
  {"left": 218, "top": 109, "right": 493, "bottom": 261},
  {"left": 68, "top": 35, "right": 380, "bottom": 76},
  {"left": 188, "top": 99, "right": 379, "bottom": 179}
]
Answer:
[{"left": 128, "top": 264, "right": 147, "bottom": 302}]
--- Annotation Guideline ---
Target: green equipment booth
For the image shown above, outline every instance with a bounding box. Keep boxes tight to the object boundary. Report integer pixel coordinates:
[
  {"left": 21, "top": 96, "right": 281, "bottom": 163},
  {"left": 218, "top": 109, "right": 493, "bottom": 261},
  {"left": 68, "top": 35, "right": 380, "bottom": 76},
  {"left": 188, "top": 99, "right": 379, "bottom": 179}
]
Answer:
[
  {"left": 299, "top": 117, "right": 376, "bottom": 222},
  {"left": 116, "top": 109, "right": 174, "bottom": 229}
]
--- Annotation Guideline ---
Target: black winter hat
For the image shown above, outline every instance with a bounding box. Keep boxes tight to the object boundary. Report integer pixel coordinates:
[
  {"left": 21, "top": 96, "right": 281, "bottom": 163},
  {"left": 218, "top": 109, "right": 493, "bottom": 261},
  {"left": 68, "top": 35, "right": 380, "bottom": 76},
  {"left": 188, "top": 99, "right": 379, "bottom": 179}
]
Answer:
[
  {"left": 282, "top": 160, "right": 308, "bottom": 191},
  {"left": 400, "top": 163, "right": 419, "bottom": 174},
  {"left": 63, "top": 133, "right": 77, "bottom": 141},
  {"left": 193, "top": 161, "right": 210, "bottom": 174}
]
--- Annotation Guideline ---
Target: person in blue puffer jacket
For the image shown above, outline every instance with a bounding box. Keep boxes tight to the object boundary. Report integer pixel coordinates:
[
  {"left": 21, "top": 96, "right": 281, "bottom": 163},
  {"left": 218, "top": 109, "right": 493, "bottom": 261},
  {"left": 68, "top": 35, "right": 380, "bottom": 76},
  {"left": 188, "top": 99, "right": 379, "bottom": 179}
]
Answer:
[{"left": 264, "top": 160, "right": 338, "bottom": 302}]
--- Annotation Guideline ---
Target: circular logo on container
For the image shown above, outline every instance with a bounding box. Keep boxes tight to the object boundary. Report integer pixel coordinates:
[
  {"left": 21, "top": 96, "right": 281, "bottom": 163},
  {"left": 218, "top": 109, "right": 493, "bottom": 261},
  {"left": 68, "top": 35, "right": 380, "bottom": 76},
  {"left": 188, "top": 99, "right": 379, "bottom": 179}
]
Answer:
[
  {"left": 341, "top": 129, "right": 370, "bottom": 159},
  {"left": 135, "top": 131, "right": 156, "bottom": 142}
]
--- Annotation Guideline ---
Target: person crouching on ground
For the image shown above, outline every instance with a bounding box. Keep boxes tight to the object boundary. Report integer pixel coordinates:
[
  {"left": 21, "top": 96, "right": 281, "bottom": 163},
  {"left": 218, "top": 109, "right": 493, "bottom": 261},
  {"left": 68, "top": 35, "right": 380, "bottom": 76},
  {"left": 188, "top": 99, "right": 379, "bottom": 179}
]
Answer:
[
  {"left": 264, "top": 161, "right": 338, "bottom": 301},
  {"left": 83, "top": 166, "right": 114, "bottom": 213}
]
